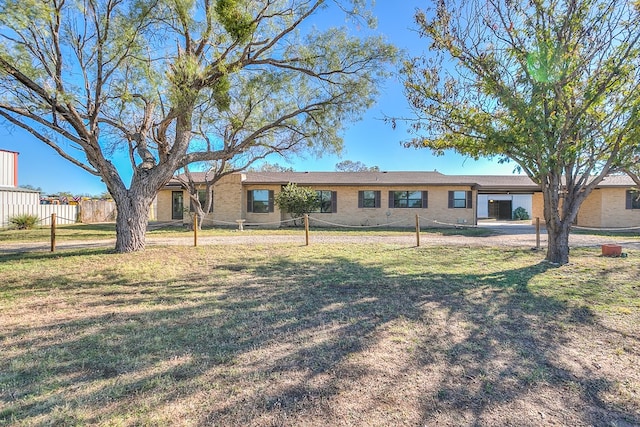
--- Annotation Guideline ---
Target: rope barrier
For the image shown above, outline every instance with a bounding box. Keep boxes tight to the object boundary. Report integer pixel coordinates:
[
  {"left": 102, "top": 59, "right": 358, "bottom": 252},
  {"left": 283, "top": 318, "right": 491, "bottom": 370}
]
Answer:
[
  {"left": 54, "top": 216, "right": 78, "bottom": 223},
  {"left": 200, "top": 216, "right": 305, "bottom": 227},
  {"left": 419, "top": 216, "right": 478, "bottom": 229},
  {"left": 571, "top": 225, "right": 640, "bottom": 232},
  {"left": 200, "top": 217, "right": 244, "bottom": 226},
  {"left": 307, "top": 216, "right": 410, "bottom": 229}
]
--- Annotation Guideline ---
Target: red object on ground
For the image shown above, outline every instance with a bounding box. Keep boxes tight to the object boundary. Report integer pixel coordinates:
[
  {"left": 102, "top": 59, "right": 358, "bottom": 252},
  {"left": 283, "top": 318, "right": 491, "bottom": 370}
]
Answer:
[{"left": 601, "top": 244, "right": 622, "bottom": 257}]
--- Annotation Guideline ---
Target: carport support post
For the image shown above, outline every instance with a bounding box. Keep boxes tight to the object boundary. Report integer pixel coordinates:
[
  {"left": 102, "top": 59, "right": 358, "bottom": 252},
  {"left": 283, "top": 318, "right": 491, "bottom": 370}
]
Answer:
[
  {"left": 535, "top": 217, "right": 540, "bottom": 250},
  {"left": 193, "top": 214, "right": 198, "bottom": 247},
  {"left": 50, "top": 213, "right": 56, "bottom": 252},
  {"left": 415, "top": 214, "right": 420, "bottom": 247},
  {"left": 304, "top": 214, "right": 309, "bottom": 246}
]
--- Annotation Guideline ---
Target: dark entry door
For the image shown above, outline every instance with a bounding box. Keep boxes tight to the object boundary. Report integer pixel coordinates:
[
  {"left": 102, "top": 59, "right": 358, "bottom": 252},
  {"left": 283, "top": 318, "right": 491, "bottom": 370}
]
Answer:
[
  {"left": 488, "top": 200, "right": 513, "bottom": 220},
  {"left": 172, "top": 191, "right": 184, "bottom": 220}
]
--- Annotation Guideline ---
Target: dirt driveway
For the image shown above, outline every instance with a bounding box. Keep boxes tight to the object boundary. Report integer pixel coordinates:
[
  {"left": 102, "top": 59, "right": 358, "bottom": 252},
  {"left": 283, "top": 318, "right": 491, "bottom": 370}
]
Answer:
[{"left": 1, "top": 222, "right": 639, "bottom": 254}]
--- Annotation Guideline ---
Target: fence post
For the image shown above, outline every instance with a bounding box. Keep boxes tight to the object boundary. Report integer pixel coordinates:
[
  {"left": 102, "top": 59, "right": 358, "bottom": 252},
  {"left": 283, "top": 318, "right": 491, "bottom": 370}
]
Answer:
[
  {"left": 50, "top": 213, "right": 56, "bottom": 252},
  {"left": 535, "top": 217, "right": 540, "bottom": 250},
  {"left": 415, "top": 214, "right": 420, "bottom": 247},
  {"left": 304, "top": 214, "right": 309, "bottom": 246},
  {"left": 193, "top": 214, "right": 198, "bottom": 247}
]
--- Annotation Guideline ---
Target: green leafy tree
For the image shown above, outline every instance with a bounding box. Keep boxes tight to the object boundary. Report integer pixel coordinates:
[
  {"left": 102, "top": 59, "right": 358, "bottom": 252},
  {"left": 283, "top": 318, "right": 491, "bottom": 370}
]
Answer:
[
  {"left": 20, "top": 184, "right": 42, "bottom": 192},
  {"left": 335, "top": 160, "right": 380, "bottom": 172},
  {"left": 401, "top": 0, "right": 640, "bottom": 264},
  {"left": 274, "top": 183, "right": 320, "bottom": 225},
  {"left": 248, "top": 163, "right": 295, "bottom": 173},
  {"left": 0, "top": 0, "right": 396, "bottom": 252},
  {"left": 625, "top": 155, "right": 640, "bottom": 188}
]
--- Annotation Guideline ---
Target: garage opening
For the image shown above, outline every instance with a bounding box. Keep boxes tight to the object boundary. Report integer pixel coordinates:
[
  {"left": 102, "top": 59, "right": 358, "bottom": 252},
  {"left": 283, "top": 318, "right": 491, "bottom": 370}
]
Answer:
[{"left": 488, "top": 199, "right": 512, "bottom": 220}]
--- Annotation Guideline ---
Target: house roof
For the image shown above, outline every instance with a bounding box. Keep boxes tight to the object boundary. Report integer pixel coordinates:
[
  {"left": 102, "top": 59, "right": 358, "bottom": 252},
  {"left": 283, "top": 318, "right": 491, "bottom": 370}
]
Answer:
[
  {"left": 597, "top": 174, "right": 637, "bottom": 187},
  {"left": 168, "top": 171, "right": 637, "bottom": 191},
  {"left": 0, "top": 186, "right": 39, "bottom": 193},
  {"left": 242, "top": 171, "right": 479, "bottom": 186}
]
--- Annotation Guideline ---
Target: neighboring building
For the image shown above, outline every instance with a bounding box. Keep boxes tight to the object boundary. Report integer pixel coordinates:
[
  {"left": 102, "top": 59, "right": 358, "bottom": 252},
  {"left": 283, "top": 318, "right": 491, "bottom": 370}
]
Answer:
[
  {"left": 0, "top": 148, "right": 18, "bottom": 187},
  {"left": 0, "top": 149, "right": 40, "bottom": 226},
  {"left": 157, "top": 171, "right": 639, "bottom": 229},
  {"left": 0, "top": 149, "right": 81, "bottom": 226}
]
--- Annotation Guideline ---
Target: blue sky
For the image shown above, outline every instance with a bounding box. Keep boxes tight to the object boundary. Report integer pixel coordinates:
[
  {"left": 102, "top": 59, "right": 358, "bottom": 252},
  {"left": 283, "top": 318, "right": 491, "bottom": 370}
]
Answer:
[{"left": 0, "top": 0, "right": 518, "bottom": 196}]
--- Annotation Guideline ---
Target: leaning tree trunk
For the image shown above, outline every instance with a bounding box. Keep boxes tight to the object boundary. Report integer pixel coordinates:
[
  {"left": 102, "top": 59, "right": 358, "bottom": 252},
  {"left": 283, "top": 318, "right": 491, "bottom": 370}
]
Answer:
[
  {"left": 113, "top": 193, "right": 153, "bottom": 253},
  {"left": 193, "top": 209, "right": 205, "bottom": 231}
]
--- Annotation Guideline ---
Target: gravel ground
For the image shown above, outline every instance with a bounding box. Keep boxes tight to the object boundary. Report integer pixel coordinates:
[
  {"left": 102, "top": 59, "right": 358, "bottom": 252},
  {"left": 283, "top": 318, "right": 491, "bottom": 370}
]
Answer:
[{"left": 1, "top": 222, "right": 639, "bottom": 254}]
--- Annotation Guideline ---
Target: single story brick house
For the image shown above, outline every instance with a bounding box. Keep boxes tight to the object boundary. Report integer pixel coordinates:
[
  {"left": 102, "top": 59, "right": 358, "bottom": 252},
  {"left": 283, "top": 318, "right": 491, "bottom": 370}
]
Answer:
[{"left": 156, "top": 171, "right": 640, "bottom": 229}]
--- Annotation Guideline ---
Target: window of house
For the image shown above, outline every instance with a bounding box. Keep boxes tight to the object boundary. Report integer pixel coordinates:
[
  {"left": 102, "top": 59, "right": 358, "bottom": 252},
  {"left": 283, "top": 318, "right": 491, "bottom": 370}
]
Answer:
[
  {"left": 448, "top": 191, "right": 473, "bottom": 209},
  {"left": 247, "top": 189, "right": 274, "bottom": 213},
  {"left": 626, "top": 190, "right": 640, "bottom": 209},
  {"left": 389, "top": 191, "right": 428, "bottom": 208},
  {"left": 358, "top": 190, "right": 381, "bottom": 208},
  {"left": 312, "top": 190, "right": 337, "bottom": 213}
]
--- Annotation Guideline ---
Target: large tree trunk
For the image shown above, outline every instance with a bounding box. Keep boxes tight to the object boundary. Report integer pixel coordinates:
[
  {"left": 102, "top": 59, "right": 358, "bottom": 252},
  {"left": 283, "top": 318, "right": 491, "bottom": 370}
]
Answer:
[
  {"left": 113, "top": 193, "right": 153, "bottom": 253},
  {"left": 540, "top": 172, "right": 584, "bottom": 265},
  {"left": 545, "top": 221, "right": 571, "bottom": 264}
]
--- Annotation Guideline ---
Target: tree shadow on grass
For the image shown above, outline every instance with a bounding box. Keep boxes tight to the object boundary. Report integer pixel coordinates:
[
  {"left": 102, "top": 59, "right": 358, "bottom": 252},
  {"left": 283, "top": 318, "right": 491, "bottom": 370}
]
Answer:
[{"left": 0, "top": 247, "right": 638, "bottom": 426}]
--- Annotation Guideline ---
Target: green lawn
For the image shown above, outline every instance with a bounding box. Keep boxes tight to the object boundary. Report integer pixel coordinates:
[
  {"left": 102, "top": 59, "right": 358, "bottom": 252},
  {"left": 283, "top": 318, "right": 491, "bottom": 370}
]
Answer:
[{"left": 1, "top": 244, "right": 638, "bottom": 426}]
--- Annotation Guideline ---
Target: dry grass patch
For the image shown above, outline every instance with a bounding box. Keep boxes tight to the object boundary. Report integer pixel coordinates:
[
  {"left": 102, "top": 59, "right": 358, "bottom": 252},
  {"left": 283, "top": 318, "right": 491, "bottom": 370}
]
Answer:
[{"left": 0, "top": 244, "right": 639, "bottom": 426}]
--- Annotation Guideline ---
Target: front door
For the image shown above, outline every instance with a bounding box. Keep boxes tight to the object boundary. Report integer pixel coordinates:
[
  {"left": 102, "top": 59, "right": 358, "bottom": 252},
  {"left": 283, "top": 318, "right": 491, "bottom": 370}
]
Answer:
[{"left": 172, "top": 191, "right": 184, "bottom": 220}]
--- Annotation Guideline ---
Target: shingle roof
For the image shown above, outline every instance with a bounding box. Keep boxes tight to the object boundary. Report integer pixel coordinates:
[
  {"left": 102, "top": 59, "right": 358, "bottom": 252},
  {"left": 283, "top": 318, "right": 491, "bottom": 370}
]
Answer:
[
  {"left": 169, "top": 171, "right": 637, "bottom": 190},
  {"left": 242, "top": 171, "right": 478, "bottom": 186},
  {"left": 597, "top": 174, "right": 637, "bottom": 187},
  {"left": 0, "top": 186, "right": 39, "bottom": 193}
]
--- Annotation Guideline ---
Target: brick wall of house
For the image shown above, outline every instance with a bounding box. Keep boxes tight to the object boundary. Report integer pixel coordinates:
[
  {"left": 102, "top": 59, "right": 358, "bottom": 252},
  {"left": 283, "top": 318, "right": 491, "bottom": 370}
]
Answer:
[
  {"left": 210, "top": 173, "right": 244, "bottom": 225},
  {"left": 576, "top": 189, "right": 603, "bottom": 227},
  {"left": 244, "top": 184, "right": 476, "bottom": 228},
  {"left": 530, "top": 188, "right": 640, "bottom": 229},
  {"left": 156, "top": 190, "right": 174, "bottom": 221},
  {"left": 599, "top": 188, "right": 640, "bottom": 228},
  {"left": 531, "top": 192, "right": 544, "bottom": 224}
]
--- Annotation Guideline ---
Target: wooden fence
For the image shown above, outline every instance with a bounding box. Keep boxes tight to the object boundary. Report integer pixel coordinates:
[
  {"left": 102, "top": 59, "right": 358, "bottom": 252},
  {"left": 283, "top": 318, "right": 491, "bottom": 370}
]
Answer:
[{"left": 79, "top": 200, "right": 117, "bottom": 223}]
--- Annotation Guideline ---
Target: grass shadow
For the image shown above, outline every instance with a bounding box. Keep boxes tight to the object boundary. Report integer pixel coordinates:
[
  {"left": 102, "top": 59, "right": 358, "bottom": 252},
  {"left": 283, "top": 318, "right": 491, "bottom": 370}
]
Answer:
[{"left": 1, "top": 245, "right": 638, "bottom": 426}]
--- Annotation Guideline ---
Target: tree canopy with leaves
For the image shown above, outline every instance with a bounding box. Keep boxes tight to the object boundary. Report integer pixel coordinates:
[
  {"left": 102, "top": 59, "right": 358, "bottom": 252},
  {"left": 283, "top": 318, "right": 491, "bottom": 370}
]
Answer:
[
  {"left": 335, "top": 159, "right": 379, "bottom": 171},
  {"left": 402, "top": 0, "right": 640, "bottom": 264},
  {"left": 274, "top": 182, "right": 319, "bottom": 224},
  {"left": 0, "top": 0, "right": 396, "bottom": 252}
]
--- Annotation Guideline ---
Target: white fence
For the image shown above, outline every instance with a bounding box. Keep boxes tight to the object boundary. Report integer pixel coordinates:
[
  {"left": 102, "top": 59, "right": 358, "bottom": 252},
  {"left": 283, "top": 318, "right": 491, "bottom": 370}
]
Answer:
[{"left": 0, "top": 204, "right": 79, "bottom": 227}]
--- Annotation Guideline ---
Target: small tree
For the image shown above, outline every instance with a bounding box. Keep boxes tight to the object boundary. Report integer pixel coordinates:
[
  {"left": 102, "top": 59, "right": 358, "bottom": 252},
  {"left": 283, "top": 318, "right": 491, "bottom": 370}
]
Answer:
[
  {"left": 248, "top": 163, "right": 295, "bottom": 173},
  {"left": 274, "top": 183, "right": 319, "bottom": 225},
  {"left": 335, "top": 160, "right": 380, "bottom": 172},
  {"left": 401, "top": 0, "right": 640, "bottom": 264}
]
